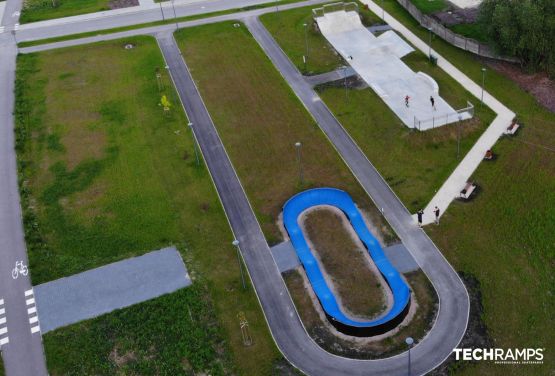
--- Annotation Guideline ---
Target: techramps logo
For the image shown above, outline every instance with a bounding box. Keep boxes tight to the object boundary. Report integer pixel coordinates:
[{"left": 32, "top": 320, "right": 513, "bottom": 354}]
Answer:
[{"left": 453, "top": 348, "right": 545, "bottom": 365}]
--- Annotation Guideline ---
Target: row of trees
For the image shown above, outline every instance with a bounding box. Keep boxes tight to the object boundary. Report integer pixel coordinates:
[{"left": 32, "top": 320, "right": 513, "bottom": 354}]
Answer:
[{"left": 479, "top": 0, "right": 555, "bottom": 76}]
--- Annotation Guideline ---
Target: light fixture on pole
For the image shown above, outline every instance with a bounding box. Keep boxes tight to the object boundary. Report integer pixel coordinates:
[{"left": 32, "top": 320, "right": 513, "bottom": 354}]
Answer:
[
  {"left": 295, "top": 142, "right": 303, "bottom": 185},
  {"left": 303, "top": 23, "right": 309, "bottom": 72},
  {"left": 171, "top": 0, "right": 178, "bottom": 29},
  {"left": 232, "top": 239, "right": 246, "bottom": 290},
  {"left": 188, "top": 122, "right": 200, "bottom": 166},
  {"left": 428, "top": 27, "right": 433, "bottom": 59},
  {"left": 159, "top": 1, "right": 165, "bottom": 21},
  {"left": 457, "top": 115, "right": 463, "bottom": 159},
  {"left": 381, "top": 0, "right": 385, "bottom": 22},
  {"left": 481, "top": 67, "right": 486, "bottom": 107},
  {"left": 406, "top": 337, "right": 414, "bottom": 376}
]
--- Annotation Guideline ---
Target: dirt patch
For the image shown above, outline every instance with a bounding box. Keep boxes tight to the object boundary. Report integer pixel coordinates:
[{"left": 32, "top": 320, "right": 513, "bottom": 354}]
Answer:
[
  {"left": 62, "top": 126, "right": 107, "bottom": 170},
  {"left": 428, "top": 272, "right": 493, "bottom": 375},
  {"left": 109, "top": 345, "right": 137, "bottom": 367},
  {"left": 486, "top": 59, "right": 555, "bottom": 113},
  {"left": 108, "top": 0, "right": 138, "bottom": 9},
  {"left": 434, "top": 7, "right": 480, "bottom": 26}
]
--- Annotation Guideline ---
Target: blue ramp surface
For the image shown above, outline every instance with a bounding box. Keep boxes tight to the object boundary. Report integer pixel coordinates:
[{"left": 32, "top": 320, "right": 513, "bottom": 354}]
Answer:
[
  {"left": 283, "top": 188, "right": 410, "bottom": 336},
  {"left": 34, "top": 247, "right": 191, "bottom": 333}
]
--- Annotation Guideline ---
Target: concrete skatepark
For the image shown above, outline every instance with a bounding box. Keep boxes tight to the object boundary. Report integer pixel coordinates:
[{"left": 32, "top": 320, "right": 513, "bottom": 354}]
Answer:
[{"left": 314, "top": 5, "right": 473, "bottom": 130}]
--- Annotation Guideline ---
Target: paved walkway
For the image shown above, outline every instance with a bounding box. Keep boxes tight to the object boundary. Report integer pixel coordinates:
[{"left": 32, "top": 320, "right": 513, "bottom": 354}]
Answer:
[
  {"left": 34, "top": 247, "right": 191, "bottom": 333},
  {"left": 361, "top": 0, "right": 515, "bottom": 224},
  {"left": 270, "top": 241, "right": 300, "bottom": 272}
]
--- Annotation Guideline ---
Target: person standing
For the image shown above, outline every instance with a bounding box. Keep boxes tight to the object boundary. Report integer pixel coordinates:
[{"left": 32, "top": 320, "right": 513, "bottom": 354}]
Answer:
[
  {"left": 417, "top": 209, "right": 424, "bottom": 227},
  {"left": 430, "top": 96, "right": 436, "bottom": 110},
  {"left": 405, "top": 95, "right": 410, "bottom": 107},
  {"left": 434, "top": 206, "right": 440, "bottom": 225}
]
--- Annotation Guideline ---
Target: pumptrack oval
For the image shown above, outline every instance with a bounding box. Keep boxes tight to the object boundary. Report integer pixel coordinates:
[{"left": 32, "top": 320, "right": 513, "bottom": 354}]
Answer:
[{"left": 283, "top": 188, "right": 411, "bottom": 336}]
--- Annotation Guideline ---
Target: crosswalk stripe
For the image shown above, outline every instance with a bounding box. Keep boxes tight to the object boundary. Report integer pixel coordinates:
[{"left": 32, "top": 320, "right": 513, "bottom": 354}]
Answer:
[
  {"left": 29, "top": 316, "right": 38, "bottom": 324},
  {"left": 0, "top": 327, "right": 7, "bottom": 335},
  {"left": 27, "top": 307, "right": 36, "bottom": 314},
  {"left": 0, "top": 318, "right": 5, "bottom": 325},
  {"left": 0, "top": 308, "right": 5, "bottom": 315},
  {"left": 0, "top": 299, "right": 4, "bottom": 305},
  {"left": 25, "top": 289, "right": 34, "bottom": 297},
  {"left": 31, "top": 325, "right": 40, "bottom": 334},
  {"left": 0, "top": 337, "right": 9, "bottom": 346},
  {"left": 0, "top": 26, "right": 5, "bottom": 33},
  {"left": 26, "top": 298, "right": 35, "bottom": 305}
]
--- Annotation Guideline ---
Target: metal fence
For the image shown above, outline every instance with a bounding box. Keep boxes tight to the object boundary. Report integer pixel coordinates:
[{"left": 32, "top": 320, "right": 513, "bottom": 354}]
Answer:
[
  {"left": 413, "top": 101, "right": 474, "bottom": 130},
  {"left": 312, "top": 2, "right": 358, "bottom": 18},
  {"left": 394, "top": 0, "right": 518, "bottom": 63}
]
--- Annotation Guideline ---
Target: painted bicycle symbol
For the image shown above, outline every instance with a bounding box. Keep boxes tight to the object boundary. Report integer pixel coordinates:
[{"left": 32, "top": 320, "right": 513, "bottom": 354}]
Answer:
[{"left": 11, "top": 261, "right": 28, "bottom": 279}]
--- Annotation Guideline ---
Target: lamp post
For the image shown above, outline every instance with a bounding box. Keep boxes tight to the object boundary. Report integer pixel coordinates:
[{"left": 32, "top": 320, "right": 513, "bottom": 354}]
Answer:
[
  {"left": 428, "top": 27, "right": 433, "bottom": 59},
  {"left": 171, "top": 0, "right": 178, "bottom": 29},
  {"left": 159, "top": 0, "right": 165, "bottom": 21},
  {"left": 188, "top": 122, "right": 200, "bottom": 166},
  {"left": 232, "top": 240, "right": 246, "bottom": 290},
  {"left": 295, "top": 142, "right": 303, "bottom": 185},
  {"left": 381, "top": 0, "right": 385, "bottom": 22},
  {"left": 406, "top": 337, "right": 414, "bottom": 376},
  {"left": 303, "top": 23, "right": 309, "bottom": 72},
  {"left": 457, "top": 115, "right": 463, "bottom": 159},
  {"left": 481, "top": 67, "right": 486, "bottom": 107}
]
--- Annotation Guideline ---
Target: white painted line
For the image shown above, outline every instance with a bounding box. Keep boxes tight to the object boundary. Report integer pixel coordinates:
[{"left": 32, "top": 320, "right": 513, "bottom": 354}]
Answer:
[
  {"left": 0, "top": 299, "right": 4, "bottom": 305},
  {"left": 0, "top": 327, "right": 7, "bottom": 335},
  {"left": 29, "top": 316, "right": 38, "bottom": 324},
  {"left": 0, "top": 26, "right": 5, "bottom": 34},
  {"left": 31, "top": 325, "right": 40, "bottom": 334},
  {"left": 0, "top": 308, "right": 5, "bottom": 315},
  {"left": 26, "top": 298, "right": 35, "bottom": 305},
  {"left": 0, "top": 337, "right": 9, "bottom": 346},
  {"left": 0, "top": 318, "right": 5, "bottom": 325},
  {"left": 25, "top": 289, "right": 34, "bottom": 296},
  {"left": 27, "top": 306, "right": 36, "bottom": 314}
]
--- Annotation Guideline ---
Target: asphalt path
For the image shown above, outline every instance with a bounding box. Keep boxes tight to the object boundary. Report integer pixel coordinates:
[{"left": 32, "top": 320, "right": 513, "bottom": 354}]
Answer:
[
  {"left": 157, "top": 23, "right": 469, "bottom": 374},
  {"left": 0, "top": 0, "right": 49, "bottom": 374}
]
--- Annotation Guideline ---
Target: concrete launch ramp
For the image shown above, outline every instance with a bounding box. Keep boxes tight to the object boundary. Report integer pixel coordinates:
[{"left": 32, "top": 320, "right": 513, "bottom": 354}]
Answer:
[{"left": 314, "top": 5, "right": 473, "bottom": 130}]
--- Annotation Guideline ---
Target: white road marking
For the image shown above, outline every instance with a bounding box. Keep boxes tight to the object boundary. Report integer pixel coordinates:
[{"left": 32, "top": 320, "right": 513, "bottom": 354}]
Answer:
[
  {"left": 0, "top": 318, "right": 5, "bottom": 325},
  {"left": 0, "top": 308, "right": 4, "bottom": 315},
  {"left": 0, "top": 337, "right": 9, "bottom": 346},
  {"left": 27, "top": 306, "right": 36, "bottom": 314},
  {"left": 25, "top": 289, "right": 34, "bottom": 296},
  {"left": 0, "top": 26, "right": 4, "bottom": 33},
  {"left": 26, "top": 298, "right": 35, "bottom": 305},
  {"left": 31, "top": 325, "right": 40, "bottom": 334},
  {"left": 29, "top": 316, "right": 38, "bottom": 324},
  {"left": 0, "top": 327, "right": 7, "bottom": 335},
  {"left": 0, "top": 299, "right": 4, "bottom": 305}
]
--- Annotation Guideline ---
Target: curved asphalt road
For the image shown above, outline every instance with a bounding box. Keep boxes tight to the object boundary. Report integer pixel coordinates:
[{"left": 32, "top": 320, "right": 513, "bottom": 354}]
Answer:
[{"left": 157, "top": 16, "right": 469, "bottom": 373}]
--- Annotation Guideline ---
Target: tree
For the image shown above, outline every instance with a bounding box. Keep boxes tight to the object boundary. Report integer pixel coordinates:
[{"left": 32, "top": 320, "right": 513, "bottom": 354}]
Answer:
[{"left": 479, "top": 0, "right": 555, "bottom": 76}]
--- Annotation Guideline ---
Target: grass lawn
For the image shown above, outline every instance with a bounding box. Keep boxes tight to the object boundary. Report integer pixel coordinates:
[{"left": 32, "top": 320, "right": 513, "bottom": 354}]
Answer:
[
  {"left": 20, "top": 0, "right": 112, "bottom": 24},
  {"left": 409, "top": 0, "right": 447, "bottom": 14},
  {"left": 262, "top": 1, "right": 496, "bottom": 212},
  {"left": 15, "top": 36, "right": 281, "bottom": 375},
  {"left": 175, "top": 21, "right": 397, "bottom": 246},
  {"left": 260, "top": 2, "right": 382, "bottom": 75},
  {"left": 449, "top": 22, "right": 488, "bottom": 43},
  {"left": 304, "top": 208, "right": 386, "bottom": 319},
  {"left": 377, "top": 1, "right": 555, "bottom": 374}
]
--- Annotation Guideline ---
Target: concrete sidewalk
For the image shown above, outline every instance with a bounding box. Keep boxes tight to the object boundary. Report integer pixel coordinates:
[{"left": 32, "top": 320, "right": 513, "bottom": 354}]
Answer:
[
  {"left": 361, "top": 0, "right": 515, "bottom": 225},
  {"left": 34, "top": 247, "right": 191, "bottom": 333}
]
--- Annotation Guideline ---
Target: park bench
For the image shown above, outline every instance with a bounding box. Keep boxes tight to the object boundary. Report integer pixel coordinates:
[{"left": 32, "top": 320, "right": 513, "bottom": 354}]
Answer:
[
  {"left": 504, "top": 119, "right": 520, "bottom": 135},
  {"left": 459, "top": 181, "right": 477, "bottom": 200},
  {"left": 484, "top": 149, "right": 494, "bottom": 160}
]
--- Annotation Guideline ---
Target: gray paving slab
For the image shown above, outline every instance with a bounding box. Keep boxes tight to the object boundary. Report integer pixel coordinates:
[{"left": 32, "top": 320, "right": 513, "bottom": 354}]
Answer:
[
  {"left": 270, "top": 241, "right": 300, "bottom": 272},
  {"left": 383, "top": 243, "right": 419, "bottom": 273},
  {"left": 34, "top": 247, "right": 190, "bottom": 333},
  {"left": 304, "top": 66, "right": 356, "bottom": 86}
]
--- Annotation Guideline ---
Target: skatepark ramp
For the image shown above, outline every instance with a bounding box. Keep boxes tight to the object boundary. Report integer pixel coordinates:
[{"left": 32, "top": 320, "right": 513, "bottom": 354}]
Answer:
[
  {"left": 312, "top": 3, "right": 473, "bottom": 130},
  {"left": 283, "top": 188, "right": 410, "bottom": 336}
]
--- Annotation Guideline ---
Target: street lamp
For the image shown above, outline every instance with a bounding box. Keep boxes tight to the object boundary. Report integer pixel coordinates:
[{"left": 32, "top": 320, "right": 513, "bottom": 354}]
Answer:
[
  {"left": 171, "top": 0, "right": 178, "bottom": 29},
  {"left": 232, "top": 239, "right": 246, "bottom": 290},
  {"left": 457, "top": 114, "right": 463, "bottom": 159},
  {"left": 428, "top": 27, "right": 433, "bottom": 59},
  {"left": 188, "top": 122, "right": 200, "bottom": 166},
  {"left": 406, "top": 337, "right": 414, "bottom": 376},
  {"left": 303, "top": 23, "right": 309, "bottom": 72},
  {"left": 159, "top": 0, "right": 165, "bottom": 21},
  {"left": 381, "top": 0, "right": 385, "bottom": 22},
  {"left": 295, "top": 142, "right": 303, "bottom": 185},
  {"left": 481, "top": 67, "right": 486, "bottom": 107}
]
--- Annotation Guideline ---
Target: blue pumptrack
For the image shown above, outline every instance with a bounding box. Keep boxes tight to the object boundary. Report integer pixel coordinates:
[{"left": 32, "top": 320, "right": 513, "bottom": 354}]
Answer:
[{"left": 283, "top": 188, "right": 411, "bottom": 336}]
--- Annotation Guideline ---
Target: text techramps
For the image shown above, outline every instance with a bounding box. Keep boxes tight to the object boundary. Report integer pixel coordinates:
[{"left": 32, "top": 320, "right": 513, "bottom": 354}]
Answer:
[{"left": 283, "top": 188, "right": 410, "bottom": 336}]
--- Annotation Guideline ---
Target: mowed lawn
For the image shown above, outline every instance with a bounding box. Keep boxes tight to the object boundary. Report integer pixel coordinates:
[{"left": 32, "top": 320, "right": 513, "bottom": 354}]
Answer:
[
  {"left": 15, "top": 36, "right": 281, "bottom": 375},
  {"left": 263, "top": 3, "right": 496, "bottom": 212},
  {"left": 175, "top": 21, "right": 397, "bottom": 245},
  {"left": 20, "top": 0, "right": 112, "bottom": 23},
  {"left": 379, "top": 1, "right": 555, "bottom": 374}
]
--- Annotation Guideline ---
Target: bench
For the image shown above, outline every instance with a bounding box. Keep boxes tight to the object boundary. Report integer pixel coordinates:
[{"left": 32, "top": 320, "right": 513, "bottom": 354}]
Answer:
[
  {"left": 460, "top": 181, "right": 477, "bottom": 200},
  {"left": 504, "top": 120, "right": 520, "bottom": 135},
  {"left": 484, "top": 149, "right": 494, "bottom": 160}
]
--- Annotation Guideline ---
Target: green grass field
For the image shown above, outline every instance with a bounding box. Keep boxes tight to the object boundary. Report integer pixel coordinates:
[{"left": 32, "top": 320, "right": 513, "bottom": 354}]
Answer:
[
  {"left": 175, "top": 21, "right": 396, "bottom": 246},
  {"left": 409, "top": 0, "right": 446, "bottom": 14},
  {"left": 377, "top": 1, "right": 555, "bottom": 374},
  {"left": 261, "top": 2, "right": 382, "bottom": 75},
  {"left": 449, "top": 23, "right": 488, "bottom": 43},
  {"left": 15, "top": 36, "right": 281, "bottom": 375},
  {"left": 20, "top": 0, "right": 112, "bottom": 23}
]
